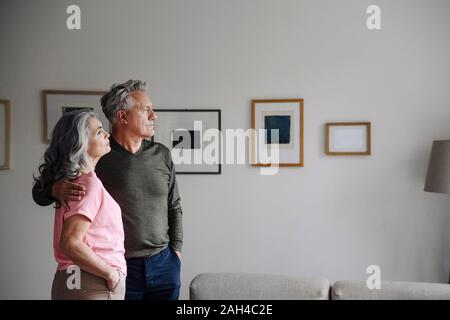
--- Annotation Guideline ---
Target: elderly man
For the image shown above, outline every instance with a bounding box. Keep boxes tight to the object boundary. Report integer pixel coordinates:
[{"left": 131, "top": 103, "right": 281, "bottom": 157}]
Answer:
[{"left": 33, "top": 80, "right": 183, "bottom": 300}]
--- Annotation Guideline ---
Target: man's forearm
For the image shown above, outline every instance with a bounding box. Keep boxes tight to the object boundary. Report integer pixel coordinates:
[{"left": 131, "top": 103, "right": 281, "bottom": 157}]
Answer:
[
  {"left": 168, "top": 207, "right": 183, "bottom": 252},
  {"left": 32, "top": 181, "right": 55, "bottom": 206},
  {"left": 167, "top": 157, "right": 183, "bottom": 252}
]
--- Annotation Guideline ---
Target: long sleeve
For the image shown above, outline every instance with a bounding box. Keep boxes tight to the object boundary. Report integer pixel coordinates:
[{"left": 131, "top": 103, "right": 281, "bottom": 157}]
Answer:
[{"left": 167, "top": 156, "right": 183, "bottom": 252}]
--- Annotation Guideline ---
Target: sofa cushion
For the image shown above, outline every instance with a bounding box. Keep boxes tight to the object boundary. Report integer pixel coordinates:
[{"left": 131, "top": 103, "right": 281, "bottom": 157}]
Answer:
[
  {"left": 332, "top": 280, "right": 450, "bottom": 300},
  {"left": 189, "top": 272, "right": 331, "bottom": 300}
]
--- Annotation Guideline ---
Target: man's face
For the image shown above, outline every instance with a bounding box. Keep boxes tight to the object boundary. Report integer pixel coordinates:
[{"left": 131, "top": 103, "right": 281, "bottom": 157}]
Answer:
[{"left": 125, "top": 91, "right": 157, "bottom": 139}]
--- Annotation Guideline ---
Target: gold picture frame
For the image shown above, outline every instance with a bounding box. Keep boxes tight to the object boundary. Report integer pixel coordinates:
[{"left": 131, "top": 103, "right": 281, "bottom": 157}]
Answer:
[
  {"left": 326, "top": 122, "right": 371, "bottom": 155},
  {"left": 0, "top": 99, "right": 11, "bottom": 170},
  {"left": 251, "top": 99, "right": 304, "bottom": 167}
]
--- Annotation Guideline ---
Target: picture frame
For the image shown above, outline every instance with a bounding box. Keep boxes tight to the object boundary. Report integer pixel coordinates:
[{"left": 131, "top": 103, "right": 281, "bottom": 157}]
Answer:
[
  {"left": 0, "top": 100, "right": 11, "bottom": 170},
  {"left": 325, "top": 122, "right": 371, "bottom": 155},
  {"left": 251, "top": 99, "right": 304, "bottom": 167},
  {"left": 42, "top": 90, "right": 109, "bottom": 143},
  {"left": 153, "top": 109, "right": 221, "bottom": 174}
]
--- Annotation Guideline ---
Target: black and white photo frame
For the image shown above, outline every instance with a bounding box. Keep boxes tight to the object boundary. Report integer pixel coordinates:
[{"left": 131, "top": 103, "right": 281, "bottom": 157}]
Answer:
[{"left": 153, "top": 109, "right": 221, "bottom": 174}]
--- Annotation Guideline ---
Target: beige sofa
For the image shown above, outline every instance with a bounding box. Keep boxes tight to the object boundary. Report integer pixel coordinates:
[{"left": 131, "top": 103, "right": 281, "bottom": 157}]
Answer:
[{"left": 189, "top": 273, "right": 450, "bottom": 300}]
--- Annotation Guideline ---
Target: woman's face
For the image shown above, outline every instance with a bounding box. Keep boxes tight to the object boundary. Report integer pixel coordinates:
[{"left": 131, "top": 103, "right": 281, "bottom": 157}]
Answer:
[{"left": 87, "top": 116, "right": 111, "bottom": 159}]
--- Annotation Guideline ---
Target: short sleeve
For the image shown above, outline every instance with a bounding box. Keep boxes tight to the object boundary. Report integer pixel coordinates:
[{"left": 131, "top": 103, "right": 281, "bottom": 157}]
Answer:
[{"left": 63, "top": 174, "right": 103, "bottom": 223}]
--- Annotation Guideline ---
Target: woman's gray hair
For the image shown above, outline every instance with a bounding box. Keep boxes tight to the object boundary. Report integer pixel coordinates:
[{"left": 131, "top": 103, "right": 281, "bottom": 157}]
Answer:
[
  {"left": 101, "top": 79, "right": 147, "bottom": 123},
  {"left": 34, "top": 110, "right": 97, "bottom": 199}
]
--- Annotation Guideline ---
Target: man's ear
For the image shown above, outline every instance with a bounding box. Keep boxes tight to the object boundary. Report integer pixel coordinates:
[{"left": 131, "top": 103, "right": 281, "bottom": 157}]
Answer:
[{"left": 116, "top": 110, "right": 127, "bottom": 124}]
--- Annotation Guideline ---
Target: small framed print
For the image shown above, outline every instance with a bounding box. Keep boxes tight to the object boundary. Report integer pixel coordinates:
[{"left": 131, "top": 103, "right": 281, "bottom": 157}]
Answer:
[
  {"left": 326, "top": 122, "right": 371, "bottom": 155},
  {"left": 153, "top": 109, "right": 221, "bottom": 174},
  {"left": 251, "top": 99, "right": 304, "bottom": 167},
  {"left": 43, "top": 90, "right": 109, "bottom": 143},
  {"left": 0, "top": 100, "right": 11, "bottom": 170}
]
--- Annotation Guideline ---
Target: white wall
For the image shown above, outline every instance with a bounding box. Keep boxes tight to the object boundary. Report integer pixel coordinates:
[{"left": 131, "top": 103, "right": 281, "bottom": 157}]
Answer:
[{"left": 1, "top": 0, "right": 450, "bottom": 299}]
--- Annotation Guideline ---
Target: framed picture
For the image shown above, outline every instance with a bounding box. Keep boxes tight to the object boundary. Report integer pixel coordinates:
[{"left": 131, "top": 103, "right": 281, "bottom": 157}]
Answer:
[
  {"left": 42, "top": 90, "right": 109, "bottom": 143},
  {"left": 326, "top": 122, "right": 371, "bottom": 155},
  {"left": 0, "top": 100, "right": 11, "bottom": 170},
  {"left": 153, "top": 109, "right": 221, "bottom": 174},
  {"left": 251, "top": 99, "right": 304, "bottom": 167}
]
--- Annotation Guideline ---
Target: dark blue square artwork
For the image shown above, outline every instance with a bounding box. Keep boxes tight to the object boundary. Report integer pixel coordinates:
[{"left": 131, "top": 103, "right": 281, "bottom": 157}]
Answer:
[{"left": 265, "top": 115, "right": 291, "bottom": 144}]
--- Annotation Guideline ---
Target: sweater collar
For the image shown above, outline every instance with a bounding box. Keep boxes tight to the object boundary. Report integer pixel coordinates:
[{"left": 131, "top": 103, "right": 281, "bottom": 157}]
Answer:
[{"left": 110, "top": 135, "right": 145, "bottom": 156}]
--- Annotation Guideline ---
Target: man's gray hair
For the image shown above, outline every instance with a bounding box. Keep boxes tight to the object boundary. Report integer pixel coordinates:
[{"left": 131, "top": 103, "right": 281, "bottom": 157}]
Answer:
[
  {"left": 34, "top": 111, "right": 97, "bottom": 203},
  {"left": 101, "top": 79, "right": 147, "bottom": 123}
]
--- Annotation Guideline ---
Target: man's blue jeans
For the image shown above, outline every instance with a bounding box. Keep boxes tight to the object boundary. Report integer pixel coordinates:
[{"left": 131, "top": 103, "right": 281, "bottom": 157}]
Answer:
[{"left": 125, "top": 246, "right": 181, "bottom": 300}]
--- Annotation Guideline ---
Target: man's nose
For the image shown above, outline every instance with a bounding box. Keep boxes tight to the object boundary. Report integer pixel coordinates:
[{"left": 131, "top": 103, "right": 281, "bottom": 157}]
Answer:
[{"left": 150, "top": 111, "right": 157, "bottom": 120}]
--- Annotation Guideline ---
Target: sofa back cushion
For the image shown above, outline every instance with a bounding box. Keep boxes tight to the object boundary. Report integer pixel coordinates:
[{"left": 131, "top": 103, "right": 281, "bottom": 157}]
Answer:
[
  {"left": 189, "top": 272, "right": 331, "bottom": 300},
  {"left": 332, "top": 280, "right": 450, "bottom": 300}
]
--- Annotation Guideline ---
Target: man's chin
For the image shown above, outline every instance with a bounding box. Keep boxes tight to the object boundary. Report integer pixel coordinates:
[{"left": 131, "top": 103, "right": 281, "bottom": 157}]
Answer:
[{"left": 142, "top": 130, "right": 155, "bottom": 139}]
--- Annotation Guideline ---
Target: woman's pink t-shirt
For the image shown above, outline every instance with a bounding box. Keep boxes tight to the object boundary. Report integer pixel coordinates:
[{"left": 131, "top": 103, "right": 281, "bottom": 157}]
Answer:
[{"left": 53, "top": 171, "right": 126, "bottom": 275}]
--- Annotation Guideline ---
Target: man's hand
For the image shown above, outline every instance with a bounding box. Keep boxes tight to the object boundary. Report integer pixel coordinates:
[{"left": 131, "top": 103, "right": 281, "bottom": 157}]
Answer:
[
  {"left": 51, "top": 178, "right": 86, "bottom": 209},
  {"left": 175, "top": 251, "right": 182, "bottom": 260}
]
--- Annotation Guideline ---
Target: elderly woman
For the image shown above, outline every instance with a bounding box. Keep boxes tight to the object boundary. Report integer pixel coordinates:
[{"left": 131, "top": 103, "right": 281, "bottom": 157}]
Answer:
[{"left": 34, "top": 111, "right": 126, "bottom": 300}]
